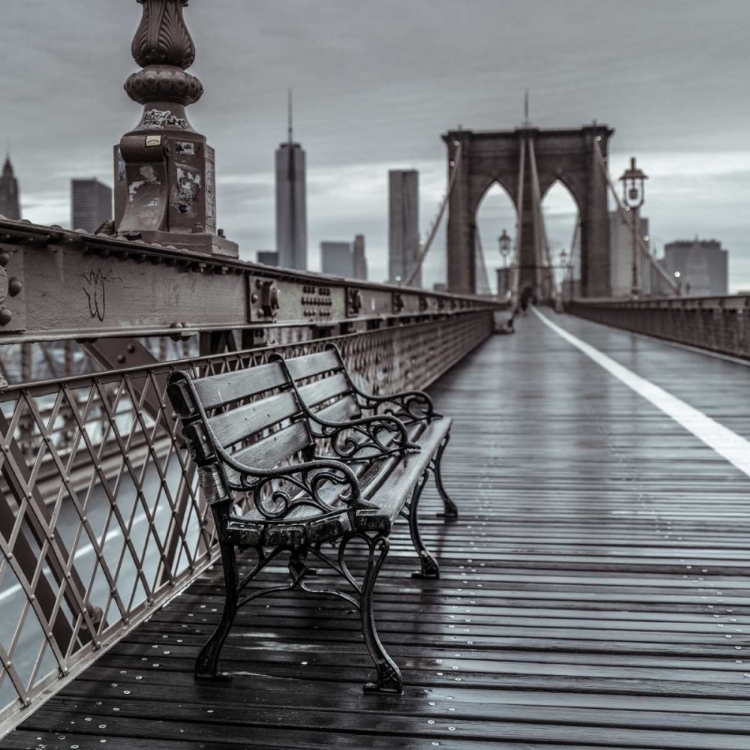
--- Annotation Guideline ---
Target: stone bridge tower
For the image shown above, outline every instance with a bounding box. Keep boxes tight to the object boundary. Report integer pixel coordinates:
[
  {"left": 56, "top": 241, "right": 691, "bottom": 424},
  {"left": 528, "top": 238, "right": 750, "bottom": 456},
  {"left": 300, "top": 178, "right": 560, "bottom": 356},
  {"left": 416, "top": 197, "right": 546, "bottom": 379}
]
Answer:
[{"left": 443, "top": 125, "right": 613, "bottom": 298}]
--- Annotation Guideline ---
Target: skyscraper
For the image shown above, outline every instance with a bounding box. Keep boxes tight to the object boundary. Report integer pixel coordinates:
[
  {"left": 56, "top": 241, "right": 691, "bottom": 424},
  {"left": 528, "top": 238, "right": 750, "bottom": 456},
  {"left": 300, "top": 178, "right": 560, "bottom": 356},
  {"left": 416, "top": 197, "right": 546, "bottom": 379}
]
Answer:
[
  {"left": 662, "top": 239, "right": 728, "bottom": 296},
  {"left": 389, "top": 170, "right": 420, "bottom": 287},
  {"left": 0, "top": 156, "right": 21, "bottom": 220},
  {"left": 275, "top": 92, "right": 307, "bottom": 270},
  {"left": 353, "top": 234, "right": 368, "bottom": 281},
  {"left": 72, "top": 179, "right": 113, "bottom": 233},
  {"left": 321, "top": 241, "right": 353, "bottom": 278}
]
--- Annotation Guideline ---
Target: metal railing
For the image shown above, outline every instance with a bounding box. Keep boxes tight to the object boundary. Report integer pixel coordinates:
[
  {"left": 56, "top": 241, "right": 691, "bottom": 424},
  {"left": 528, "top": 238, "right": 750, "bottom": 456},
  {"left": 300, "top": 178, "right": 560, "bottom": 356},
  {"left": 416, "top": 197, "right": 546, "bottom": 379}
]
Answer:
[
  {"left": 0, "top": 230, "right": 497, "bottom": 733},
  {"left": 567, "top": 295, "right": 750, "bottom": 359}
]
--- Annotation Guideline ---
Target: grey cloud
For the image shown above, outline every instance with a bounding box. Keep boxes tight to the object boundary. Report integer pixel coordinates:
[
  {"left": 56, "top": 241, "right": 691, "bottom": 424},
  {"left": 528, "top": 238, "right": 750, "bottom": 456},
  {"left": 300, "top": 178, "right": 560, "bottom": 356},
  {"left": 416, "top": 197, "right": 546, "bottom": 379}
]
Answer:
[{"left": 2, "top": 0, "right": 749, "bottom": 289}]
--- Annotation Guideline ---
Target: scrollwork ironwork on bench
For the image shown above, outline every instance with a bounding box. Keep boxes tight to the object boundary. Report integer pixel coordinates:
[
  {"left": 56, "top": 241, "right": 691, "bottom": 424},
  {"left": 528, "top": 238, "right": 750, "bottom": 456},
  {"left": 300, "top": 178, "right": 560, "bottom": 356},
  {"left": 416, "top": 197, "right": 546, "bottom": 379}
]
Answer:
[
  {"left": 231, "top": 458, "right": 375, "bottom": 521},
  {"left": 271, "top": 352, "right": 420, "bottom": 462},
  {"left": 175, "top": 369, "right": 376, "bottom": 523},
  {"left": 356, "top": 390, "right": 438, "bottom": 425},
  {"left": 311, "top": 415, "right": 420, "bottom": 462},
  {"left": 324, "top": 344, "right": 440, "bottom": 425}
]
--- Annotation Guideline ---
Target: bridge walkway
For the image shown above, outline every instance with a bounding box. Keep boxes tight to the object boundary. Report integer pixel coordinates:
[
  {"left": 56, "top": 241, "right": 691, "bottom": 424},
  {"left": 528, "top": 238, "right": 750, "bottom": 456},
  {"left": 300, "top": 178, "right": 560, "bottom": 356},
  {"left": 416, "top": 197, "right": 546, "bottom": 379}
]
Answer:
[{"left": 3, "top": 310, "right": 750, "bottom": 749}]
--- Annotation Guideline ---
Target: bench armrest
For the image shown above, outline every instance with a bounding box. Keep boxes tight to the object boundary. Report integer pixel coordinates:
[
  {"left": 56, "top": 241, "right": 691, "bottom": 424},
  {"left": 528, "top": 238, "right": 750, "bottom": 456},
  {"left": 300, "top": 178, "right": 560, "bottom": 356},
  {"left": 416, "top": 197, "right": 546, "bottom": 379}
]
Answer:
[
  {"left": 323, "top": 344, "right": 439, "bottom": 425},
  {"left": 308, "top": 412, "right": 420, "bottom": 462},
  {"left": 271, "top": 352, "right": 420, "bottom": 461},
  {"left": 354, "top": 388, "right": 438, "bottom": 425},
  {"left": 223, "top": 453, "right": 375, "bottom": 521}
]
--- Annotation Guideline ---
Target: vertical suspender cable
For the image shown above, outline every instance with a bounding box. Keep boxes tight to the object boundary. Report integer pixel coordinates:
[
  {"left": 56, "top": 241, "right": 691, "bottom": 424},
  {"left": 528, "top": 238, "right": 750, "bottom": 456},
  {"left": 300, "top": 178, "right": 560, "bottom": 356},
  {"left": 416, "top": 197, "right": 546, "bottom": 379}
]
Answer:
[
  {"left": 511, "top": 137, "right": 526, "bottom": 302},
  {"left": 528, "top": 138, "right": 557, "bottom": 300}
]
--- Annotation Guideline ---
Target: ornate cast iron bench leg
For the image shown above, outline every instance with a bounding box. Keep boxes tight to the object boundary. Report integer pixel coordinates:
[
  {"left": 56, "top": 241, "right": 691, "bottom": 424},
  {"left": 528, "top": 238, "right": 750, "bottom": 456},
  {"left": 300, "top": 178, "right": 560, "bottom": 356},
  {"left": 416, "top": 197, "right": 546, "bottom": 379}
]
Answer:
[
  {"left": 359, "top": 534, "right": 403, "bottom": 695},
  {"left": 433, "top": 432, "right": 459, "bottom": 520},
  {"left": 195, "top": 506, "right": 238, "bottom": 680},
  {"left": 406, "top": 469, "right": 440, "bottom": 579}
]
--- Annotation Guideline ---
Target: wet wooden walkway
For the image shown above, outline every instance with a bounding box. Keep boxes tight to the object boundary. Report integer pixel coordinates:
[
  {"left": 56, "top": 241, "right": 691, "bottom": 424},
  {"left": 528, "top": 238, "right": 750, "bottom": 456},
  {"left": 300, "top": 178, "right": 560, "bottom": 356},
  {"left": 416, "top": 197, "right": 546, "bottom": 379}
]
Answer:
[{"left": 5, "top": 311, "right": 750, "bottom": 749}]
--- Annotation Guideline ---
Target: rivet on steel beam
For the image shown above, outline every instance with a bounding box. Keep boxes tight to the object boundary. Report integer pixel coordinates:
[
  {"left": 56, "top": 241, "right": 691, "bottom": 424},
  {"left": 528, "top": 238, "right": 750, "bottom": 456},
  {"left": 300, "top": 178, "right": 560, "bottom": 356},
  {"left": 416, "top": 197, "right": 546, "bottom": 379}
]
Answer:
[
  {"left": 8, "top": 278, "right": 22, "bottom": 296},
  {"left": 0, "top": 308, "right": 12, "bottom": 326},
  {"left": 0, "top": 252, "right": 9, "bottom": 267}
]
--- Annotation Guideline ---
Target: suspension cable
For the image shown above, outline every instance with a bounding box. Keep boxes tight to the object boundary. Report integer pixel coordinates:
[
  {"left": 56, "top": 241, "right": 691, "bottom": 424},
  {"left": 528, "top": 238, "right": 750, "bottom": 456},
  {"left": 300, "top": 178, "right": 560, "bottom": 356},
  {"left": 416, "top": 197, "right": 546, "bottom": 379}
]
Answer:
[
  {"left": 528, "top": 138, "right": 558, "bottom": 300},
  {"left": 562, "top": 218, "right": 580, "bottom": 300},
  {"left": 594, "top": 140, "right": 680, "bottom": 296},
  {"left": 474, "top": 229, "right": 492, "bottom": 296},
  {"left": 405, "top": 142, "right": 464, "bottom": 287},
  {"left": 510, "top": 137, "right": 527, "bottom": 301}
]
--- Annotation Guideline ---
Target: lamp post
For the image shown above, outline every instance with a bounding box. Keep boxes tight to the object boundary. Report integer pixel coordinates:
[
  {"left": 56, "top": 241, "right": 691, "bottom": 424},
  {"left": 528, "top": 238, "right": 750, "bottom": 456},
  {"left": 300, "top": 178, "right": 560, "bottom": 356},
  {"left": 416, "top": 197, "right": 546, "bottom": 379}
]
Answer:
[
  {"left": 619, "top": 157, "right": 648, "bottom": 298},
  {"left": 498, "top": 229, "right": 512, "bottom": 267},
  {"left": 496, "top": 230, "right": 512, "bottom": 300}
]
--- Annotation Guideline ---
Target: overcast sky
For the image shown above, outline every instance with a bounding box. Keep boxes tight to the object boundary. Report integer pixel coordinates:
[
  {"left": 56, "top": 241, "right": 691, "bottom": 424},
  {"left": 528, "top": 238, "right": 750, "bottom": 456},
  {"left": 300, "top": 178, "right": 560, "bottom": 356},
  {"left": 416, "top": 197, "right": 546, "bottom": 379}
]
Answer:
[{"left": 1, "top": 0, "right": 749, "bottom": 291}]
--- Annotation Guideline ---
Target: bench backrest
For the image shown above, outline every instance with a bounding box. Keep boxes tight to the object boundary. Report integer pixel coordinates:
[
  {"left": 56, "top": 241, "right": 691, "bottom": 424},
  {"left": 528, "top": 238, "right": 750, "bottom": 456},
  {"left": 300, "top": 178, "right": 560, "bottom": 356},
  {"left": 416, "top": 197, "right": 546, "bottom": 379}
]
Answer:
[
  {"left": 168, "top": 361, "right": 313, "bottom": 483},
  {"left": 167, "top": 349, "right": 360, "bottom": 483},
  {"left": 284, "top": 349, "right": 361, "bottom": 425}
]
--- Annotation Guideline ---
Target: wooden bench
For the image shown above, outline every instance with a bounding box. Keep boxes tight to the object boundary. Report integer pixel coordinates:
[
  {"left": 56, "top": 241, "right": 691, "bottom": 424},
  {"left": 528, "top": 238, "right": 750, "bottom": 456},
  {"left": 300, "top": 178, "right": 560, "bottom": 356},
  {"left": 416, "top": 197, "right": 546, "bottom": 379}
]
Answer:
[{"left": 167, "top": 347, "right": 456, "bottom": 694}]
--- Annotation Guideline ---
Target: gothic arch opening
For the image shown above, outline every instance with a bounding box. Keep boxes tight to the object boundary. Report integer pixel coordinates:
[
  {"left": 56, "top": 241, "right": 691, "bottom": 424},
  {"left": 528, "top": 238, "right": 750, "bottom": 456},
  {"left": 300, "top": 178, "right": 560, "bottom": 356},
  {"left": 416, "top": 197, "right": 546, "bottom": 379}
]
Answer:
[
  {"left": 475, "top": 182, "right": 517, "bottom": 297},
  {"left": 541, "top": 179, "right": 580, "bottom": 295}
]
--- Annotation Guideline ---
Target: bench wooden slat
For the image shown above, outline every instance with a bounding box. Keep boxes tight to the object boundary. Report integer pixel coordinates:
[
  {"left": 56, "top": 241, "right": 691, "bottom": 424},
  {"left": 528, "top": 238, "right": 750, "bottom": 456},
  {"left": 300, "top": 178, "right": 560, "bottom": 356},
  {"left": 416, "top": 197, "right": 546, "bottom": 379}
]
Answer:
[
  {"left": 193, "top": 362, "right": 287, "bottom": 410},
  {"left": 285, "top": 350, "right": 342, "bottom": 381},
  {"left": 361, "top": 417, "right": 451, "bottom": 520},
  {"left": 316, "top": 396, "right": 360, "bottom": 424},
  {"left": 297, "top": 372, "right": 351, "bottom": 409},
  {"left": 207, "top": 391, "right": 300, "bottom": 448},
  {"left": 224, "top": 421, "right": 311, "bottom": 483}
]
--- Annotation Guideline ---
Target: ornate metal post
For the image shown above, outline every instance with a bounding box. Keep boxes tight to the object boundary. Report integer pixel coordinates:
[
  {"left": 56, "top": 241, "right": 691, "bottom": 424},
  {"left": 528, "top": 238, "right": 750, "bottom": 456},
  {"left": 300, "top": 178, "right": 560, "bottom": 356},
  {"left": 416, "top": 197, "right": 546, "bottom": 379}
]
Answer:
[{"left": 114, "top": 0, "right": 237, "bottom": 257}]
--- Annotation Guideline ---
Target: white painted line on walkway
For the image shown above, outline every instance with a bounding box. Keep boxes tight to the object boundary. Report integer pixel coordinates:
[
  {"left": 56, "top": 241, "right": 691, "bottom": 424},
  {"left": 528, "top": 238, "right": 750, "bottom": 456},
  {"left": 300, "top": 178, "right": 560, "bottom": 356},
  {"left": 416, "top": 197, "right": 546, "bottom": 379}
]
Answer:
[{"left": 533, "top": 308, "right": 750, "bottom": 479}]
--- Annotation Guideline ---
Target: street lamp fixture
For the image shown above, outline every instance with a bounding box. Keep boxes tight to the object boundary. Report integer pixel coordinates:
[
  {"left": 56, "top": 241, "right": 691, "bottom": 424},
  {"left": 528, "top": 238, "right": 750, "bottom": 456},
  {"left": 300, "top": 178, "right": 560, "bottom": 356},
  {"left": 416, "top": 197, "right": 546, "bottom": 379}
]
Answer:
[
  {"left": 498, "top": 229, "right": 512, "bottom": 267},
  {"left": 619, "top": 157, "right": 648, "bottom": 298}
]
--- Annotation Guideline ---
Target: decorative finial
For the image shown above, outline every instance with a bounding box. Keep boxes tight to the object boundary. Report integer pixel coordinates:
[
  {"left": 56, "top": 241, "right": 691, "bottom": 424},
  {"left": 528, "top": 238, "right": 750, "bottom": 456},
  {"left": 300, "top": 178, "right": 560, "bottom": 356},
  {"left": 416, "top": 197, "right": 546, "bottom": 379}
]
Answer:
[
  {"left": 125, "top": 0, "right": 203, "bottom": 114},
  {"left": 114, "top": 0, "right": 238, "bottom": 257}
]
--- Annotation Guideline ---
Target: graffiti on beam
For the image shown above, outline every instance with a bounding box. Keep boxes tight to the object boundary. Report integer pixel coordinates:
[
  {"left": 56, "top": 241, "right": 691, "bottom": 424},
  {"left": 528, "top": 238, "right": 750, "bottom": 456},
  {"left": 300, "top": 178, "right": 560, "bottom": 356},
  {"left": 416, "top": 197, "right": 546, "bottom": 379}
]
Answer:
[
  {"left": 143, "top": 109, "right": 189, "bottom": 130},
  {"left": 83, "top": 270, "right": 106, "bottom": 322}
]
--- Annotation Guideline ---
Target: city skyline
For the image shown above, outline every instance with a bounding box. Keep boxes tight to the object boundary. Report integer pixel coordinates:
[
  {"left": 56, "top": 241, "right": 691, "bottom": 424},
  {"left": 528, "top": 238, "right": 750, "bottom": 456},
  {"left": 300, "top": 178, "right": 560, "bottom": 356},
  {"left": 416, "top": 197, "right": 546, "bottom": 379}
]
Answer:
[{"left": 1, "top": 1, "right": 748, "bottom": 290}]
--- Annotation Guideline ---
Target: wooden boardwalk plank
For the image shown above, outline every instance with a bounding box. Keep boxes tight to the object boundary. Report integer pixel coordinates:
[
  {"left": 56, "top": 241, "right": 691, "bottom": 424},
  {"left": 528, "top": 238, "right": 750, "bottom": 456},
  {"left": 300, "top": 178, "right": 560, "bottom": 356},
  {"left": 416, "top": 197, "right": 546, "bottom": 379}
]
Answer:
[{"left": 4, "top": 312, "right": 750, "bottom": 749}]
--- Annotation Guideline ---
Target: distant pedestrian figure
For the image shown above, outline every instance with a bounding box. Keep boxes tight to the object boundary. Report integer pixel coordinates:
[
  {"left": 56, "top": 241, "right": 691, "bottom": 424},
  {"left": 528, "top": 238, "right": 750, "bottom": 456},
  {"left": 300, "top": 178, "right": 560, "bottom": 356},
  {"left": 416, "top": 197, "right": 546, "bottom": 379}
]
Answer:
[{"left": 520, "top": 286, "right": 534, "bottom": 316}]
